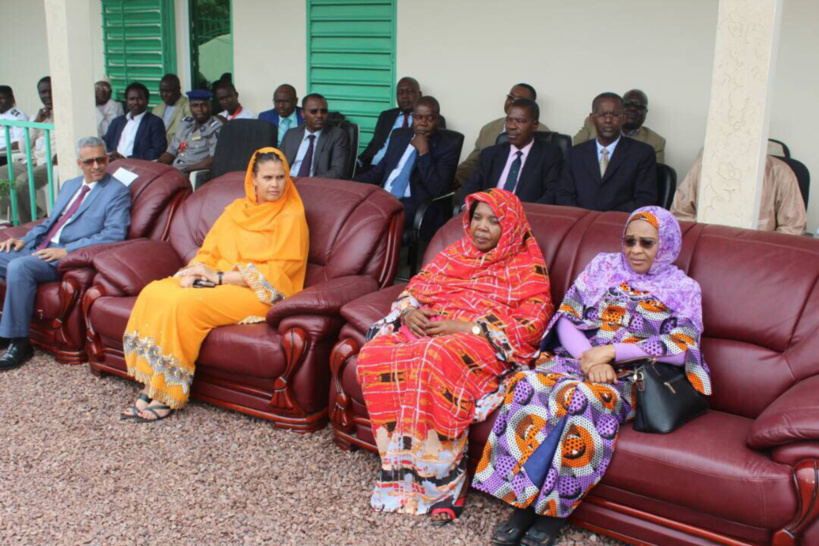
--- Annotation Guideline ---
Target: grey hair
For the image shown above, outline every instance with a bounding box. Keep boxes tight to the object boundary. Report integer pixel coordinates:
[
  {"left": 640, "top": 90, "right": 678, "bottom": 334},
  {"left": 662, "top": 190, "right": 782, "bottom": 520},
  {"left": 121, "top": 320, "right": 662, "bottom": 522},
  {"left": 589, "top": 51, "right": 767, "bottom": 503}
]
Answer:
[{"left": 76, "top": 136, "right": 105, "bottom": 157}]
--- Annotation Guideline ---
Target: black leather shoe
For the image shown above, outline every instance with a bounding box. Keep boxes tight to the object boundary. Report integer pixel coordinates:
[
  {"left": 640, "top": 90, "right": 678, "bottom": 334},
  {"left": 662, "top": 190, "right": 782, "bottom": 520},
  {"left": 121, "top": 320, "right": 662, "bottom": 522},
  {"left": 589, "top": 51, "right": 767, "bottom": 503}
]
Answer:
[
  {"left": 0, "top": 340, "right": 33, "bottom": 371},
  {"left": 0, "top": 337, "right": 9, "bottom": 351}
]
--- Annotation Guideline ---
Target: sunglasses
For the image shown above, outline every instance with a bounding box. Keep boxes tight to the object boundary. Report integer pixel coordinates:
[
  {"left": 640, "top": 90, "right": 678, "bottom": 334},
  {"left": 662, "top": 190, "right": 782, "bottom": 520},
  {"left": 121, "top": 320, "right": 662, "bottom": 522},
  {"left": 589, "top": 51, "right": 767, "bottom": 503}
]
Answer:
[
  {"left": 624, "top": 101, "right": 648, "bottom": 111},
  {"left": 623, "top": 236, "right": 657, "bottom": 249},
  {"left": 307, "top": 108, "right": 328, "bottom": 114},
  {"left": 80, "top": 156, "right": 107, "bottom": 166}
]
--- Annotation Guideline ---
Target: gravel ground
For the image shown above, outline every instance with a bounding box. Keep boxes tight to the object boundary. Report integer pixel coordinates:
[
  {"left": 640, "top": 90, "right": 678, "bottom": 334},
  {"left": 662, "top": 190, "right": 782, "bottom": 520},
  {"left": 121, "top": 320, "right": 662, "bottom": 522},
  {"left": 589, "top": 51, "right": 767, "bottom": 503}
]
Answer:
[{"left": 0, "top": 352, "right": 624, "bottom": 546}]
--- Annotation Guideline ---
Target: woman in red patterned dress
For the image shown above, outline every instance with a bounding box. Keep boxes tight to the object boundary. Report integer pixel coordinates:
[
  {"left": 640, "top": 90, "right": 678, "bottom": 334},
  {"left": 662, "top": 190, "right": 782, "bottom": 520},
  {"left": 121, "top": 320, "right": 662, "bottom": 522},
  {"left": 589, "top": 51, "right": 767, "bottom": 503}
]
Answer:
[{"left": 356, "top": 189, "right": 554, "bottom": 524}]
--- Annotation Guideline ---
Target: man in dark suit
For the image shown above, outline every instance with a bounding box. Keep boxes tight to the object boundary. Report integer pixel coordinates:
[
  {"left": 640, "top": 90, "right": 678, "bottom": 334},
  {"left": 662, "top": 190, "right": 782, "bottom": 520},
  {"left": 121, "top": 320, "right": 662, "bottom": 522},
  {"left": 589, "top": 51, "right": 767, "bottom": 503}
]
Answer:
[
  {"left": 281, "top": 93, "right": 351, "bottom": 180},
  {"left": 458, "top": 98, "right": 562, "bottom": 206},
  {"left": 557, "top": 92, "right": 657, "bottom": 212},
  {"left": 104, "top": 82, "right": 167, "bottom": 161},
  {"left": 258, "top": 84, "right": 304, "bottom": 146},
  {"left": 355, "top": 96, "right": 459, "bottom": 227},
  {"left": 0, "top": 136, "right": 131, "bottom": 370}
]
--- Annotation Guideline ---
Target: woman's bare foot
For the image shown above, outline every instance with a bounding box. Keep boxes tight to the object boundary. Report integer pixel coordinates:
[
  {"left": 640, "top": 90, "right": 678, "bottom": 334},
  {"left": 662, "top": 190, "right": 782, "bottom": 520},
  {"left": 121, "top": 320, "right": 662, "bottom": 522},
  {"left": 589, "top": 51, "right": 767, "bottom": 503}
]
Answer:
[
  {"left": 137, "top": 401, "right": 173, "bottom": 422},
  {"left": 120, "top": 389, "right": 151, "bottom": 420}
]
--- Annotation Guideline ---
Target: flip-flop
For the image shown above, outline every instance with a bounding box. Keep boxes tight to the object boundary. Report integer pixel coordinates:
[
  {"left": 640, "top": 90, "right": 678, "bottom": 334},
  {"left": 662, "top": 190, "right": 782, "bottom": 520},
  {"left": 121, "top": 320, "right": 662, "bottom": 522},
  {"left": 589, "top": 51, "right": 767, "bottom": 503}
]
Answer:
[
  {"left": 430, "top": 495, "right": 466, "bottom": 527},
  {"left": 120, "top": 393, "right": 151, "bottom": 421},
  {"left": 134, "top": 402, "right": 173, "bottom": 423}
]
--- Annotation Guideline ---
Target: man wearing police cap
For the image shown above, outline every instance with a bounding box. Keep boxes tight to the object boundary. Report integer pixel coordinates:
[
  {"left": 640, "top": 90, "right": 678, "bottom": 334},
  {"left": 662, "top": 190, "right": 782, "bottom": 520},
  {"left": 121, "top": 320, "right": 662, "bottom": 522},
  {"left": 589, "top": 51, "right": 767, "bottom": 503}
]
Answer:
[{"left": 158, "top": 90, "right": 223, "bottom": 173}]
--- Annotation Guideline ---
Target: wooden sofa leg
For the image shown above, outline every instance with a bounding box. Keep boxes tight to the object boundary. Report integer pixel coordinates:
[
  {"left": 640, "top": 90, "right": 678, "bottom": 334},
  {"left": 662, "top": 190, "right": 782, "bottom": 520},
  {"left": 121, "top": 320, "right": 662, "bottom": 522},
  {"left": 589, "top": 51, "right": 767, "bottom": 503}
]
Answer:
[
  {"left": 773, "top": 459, "right": 819, "bottom": 545},
  {"left": 270, "top": 327, "right": 310, "bottom": 416},
  {"left": 82, "top": 285, "right": 105, "bottom": 364},
  {"left": 329, "top": 338, "right": 359, "bottom": 439},
  {"left": 52, "top": 277, "right": 82, "bottom": 364}
]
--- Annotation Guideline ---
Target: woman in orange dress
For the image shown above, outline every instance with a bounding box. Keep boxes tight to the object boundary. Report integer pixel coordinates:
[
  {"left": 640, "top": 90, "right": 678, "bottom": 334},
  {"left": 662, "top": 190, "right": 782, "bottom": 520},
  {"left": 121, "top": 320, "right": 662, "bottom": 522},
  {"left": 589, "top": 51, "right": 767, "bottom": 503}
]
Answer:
[{"left": 119, "top": 147, "right": 309, "bottom": 422}]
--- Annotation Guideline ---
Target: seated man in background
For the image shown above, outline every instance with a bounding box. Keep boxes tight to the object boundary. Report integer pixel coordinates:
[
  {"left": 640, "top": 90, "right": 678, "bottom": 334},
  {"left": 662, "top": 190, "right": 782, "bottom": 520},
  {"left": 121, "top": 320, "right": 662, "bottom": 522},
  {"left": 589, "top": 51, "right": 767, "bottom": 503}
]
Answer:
[
  {"left": 281, "top": 93, "right": 350, "bottom": 180},
  {"left": 214, "top": 81, "right": 255, "bottom": 122},
  {"left": 573, "top": 89, "right": 666, "bottom": 163},
  {"left": 157, "top": 90, "right": 223, "bottom": 174},
  {"left": 258, "top": 84, "right": 303, "bottom": 146},
  {"left": 357, "top": 77, "right": 448, "bottom": 175},
  {"left": 458, "top": 98, "right": 562, "bottom": 206},
  {"left": 557, "top": 92, "right": 657, "bottom": 212},
  {"left": 671, "top": 154, "right": 806, "bottom": 235},
  {"left": 104, "top": 82, "right": 167, "bottom": 161},
  {"left": 454, "top": 83, "right": 550, "bottom": 189},
  {"left": 0, "top": 136, "right": 130, "bottom": 371},
  {"left": 151, "top": 73, "right": 191, "bottom": 141},
  {"left": 0, "top": 85, "right": 27, "bottom": 167},
  {"left": 95, "top": 81, "right": 123, "bottom": 138},
  {"left": 355, "top": 96, "right": 459, "bottom": 226}
]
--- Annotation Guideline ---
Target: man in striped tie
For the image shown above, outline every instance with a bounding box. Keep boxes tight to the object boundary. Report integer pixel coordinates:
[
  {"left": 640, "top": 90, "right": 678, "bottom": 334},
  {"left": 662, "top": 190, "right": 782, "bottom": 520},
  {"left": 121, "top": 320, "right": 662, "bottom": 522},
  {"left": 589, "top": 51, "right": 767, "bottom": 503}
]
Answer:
[{"left": 0, "top": 136, "right": 131, "bottom": 370}]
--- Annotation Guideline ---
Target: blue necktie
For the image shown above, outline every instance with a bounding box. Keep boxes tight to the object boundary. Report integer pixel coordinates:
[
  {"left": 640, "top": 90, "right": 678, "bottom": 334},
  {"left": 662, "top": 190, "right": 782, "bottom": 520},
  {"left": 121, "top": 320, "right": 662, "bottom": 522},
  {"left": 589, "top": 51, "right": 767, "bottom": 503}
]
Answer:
[
  {"left": 503, "top": 151, "right": 523, "bottom": 192},
  {"left": 297, "top": 134, "right": 315, "bottom": 177},
  {"left": 388, "top": 149, "right": 417, "bottom": 198},
  {"left": 278, "top": 118, "right": 292, "bottom": 146}
]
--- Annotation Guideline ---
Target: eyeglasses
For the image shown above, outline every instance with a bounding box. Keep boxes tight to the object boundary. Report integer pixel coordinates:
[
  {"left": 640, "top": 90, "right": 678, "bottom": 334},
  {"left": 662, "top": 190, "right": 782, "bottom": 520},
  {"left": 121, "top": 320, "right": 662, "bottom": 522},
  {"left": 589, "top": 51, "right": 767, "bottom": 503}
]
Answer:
[
  {"left": 624, "top": 101, "right": 648, "bottom": 111},
  {"left": 307, "top": 108, "right": 328, "bottom": 114},
  {"left": 623, "top": 236, "right": 657, "bottom": 249},
  {"left": 80, "top": 156, "right": 107, "bottom": 166}
]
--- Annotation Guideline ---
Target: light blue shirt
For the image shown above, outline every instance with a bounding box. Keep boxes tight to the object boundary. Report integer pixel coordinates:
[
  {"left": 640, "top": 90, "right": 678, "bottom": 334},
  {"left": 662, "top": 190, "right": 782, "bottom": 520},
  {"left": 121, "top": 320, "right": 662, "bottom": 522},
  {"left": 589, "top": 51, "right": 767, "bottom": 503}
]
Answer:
[
  {"left": 372, "top": 112, "right": 412, "bottom": 166},
  {"left": 383, "top": 143, "right": 416, "bottom": 198},
  {"left": 277, "top": 110, "right": 300, "bottom": 146},
  {"left": 290, "top": 129, "right": 322, "bottom": 176},
  {"left": 595, "top": 136, "right": 621, "bottom": 164}
]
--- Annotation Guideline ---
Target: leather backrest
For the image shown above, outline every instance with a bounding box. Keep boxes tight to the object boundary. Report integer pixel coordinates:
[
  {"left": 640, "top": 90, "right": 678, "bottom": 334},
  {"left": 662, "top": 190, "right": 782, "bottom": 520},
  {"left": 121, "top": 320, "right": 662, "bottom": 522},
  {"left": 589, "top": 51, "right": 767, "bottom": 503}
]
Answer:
[
  {"left": 657, "top": 163, "right": 677, "bottom": 210},
  {"left": 168, "top": 174, "right": 405, "bottom": 288},
  {"left": 325, "top": 115, "right": 359, "bottom": 180},
  {"left": 210, "top": 120, "right": 277, "bottom": 179},
  {"left": 775, "top": 156, "right": 810, "bottom": 208},
  {"left": 423, "top": 204, "right": 819, "bottom": 418},
  {"left": 106, "top": 159, "right": 191, "bottom": 241}
]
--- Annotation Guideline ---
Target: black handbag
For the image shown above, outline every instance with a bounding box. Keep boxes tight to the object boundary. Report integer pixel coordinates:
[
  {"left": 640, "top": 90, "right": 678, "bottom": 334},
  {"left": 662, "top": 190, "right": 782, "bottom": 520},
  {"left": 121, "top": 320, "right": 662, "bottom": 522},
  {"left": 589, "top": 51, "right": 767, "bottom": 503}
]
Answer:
[{"left": 632, "top": 359, "right": 708, "bottom": 434}]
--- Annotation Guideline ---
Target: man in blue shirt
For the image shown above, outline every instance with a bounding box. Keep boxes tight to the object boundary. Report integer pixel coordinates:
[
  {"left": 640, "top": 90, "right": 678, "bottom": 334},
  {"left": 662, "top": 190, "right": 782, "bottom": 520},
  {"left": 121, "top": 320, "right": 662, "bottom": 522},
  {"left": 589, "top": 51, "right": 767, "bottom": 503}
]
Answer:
[{"left": 258, "top": 84, "right": 304, "bottom": 147}]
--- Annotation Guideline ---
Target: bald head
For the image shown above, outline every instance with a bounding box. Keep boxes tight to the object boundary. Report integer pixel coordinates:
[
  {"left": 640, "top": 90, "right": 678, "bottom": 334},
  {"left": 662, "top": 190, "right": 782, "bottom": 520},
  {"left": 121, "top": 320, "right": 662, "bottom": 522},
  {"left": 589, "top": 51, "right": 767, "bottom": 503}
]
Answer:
[
  {"left": 274, "top": 84, "right": 298, "bottom": 118},
  {"left": 623, "top": 89, "right": 649, "bottom": 131},
  {"left": 396, "top": 77, "right": 421, "bottom": 112}
]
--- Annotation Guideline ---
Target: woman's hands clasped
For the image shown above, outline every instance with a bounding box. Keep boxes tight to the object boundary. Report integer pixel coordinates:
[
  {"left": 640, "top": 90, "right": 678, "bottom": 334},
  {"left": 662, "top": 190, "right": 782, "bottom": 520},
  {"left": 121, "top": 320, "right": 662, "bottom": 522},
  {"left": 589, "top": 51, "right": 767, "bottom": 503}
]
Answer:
[
  {"left": 579, "top": 345, "right": 618, "bottom": 384},
  {"left": 402, "top": 308, "right": 481, "bottom": 338},
  {"left": 174, "top": 263, "right": 218, "bottom": 288}
]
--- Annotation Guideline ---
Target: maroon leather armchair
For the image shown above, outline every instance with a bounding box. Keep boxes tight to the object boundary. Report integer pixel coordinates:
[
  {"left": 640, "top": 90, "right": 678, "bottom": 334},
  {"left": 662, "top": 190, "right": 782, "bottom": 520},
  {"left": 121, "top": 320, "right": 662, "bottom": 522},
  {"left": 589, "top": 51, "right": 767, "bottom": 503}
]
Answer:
[
  {"left": 328, "top": 205, "right": 819, "bottom": 545},
  {"left": 0, "top": 159, "right": 190, "bottom": 363},
  {"left": 83, "top": 175, "right": 403, "bottom": 432}
]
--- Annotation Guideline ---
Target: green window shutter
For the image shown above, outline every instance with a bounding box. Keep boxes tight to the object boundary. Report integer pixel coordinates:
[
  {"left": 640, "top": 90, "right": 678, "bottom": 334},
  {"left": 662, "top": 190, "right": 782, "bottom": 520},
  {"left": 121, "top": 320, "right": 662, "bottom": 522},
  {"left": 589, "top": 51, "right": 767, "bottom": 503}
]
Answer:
[
  {"left": 101, "top": 0, "right": 177, "bottom": 107},
  {"left": 307, "top": 0, "right": 396, "bottom": 153}
]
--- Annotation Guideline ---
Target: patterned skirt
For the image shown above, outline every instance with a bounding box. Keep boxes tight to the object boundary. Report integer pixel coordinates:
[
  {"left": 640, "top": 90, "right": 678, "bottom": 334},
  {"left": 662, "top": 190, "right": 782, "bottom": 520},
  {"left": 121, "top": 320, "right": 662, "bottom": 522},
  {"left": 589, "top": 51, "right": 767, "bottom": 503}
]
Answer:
[
  {"left": 472, "top": 354, "right": 635, "bottom": 518},
  {"left": 356, "top": 330, "right": 509, "bottom": 514}
]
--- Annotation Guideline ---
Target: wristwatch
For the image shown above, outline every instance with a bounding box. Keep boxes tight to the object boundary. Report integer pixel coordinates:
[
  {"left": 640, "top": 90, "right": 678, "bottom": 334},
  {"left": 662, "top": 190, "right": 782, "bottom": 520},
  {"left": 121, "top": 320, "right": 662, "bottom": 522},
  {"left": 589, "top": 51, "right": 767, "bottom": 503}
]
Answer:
[
  {"left": 471, "top": 324, "right": 482, "bottom": 336},
  {"left": 217, "top": 271, "right": 224, "bottom": 285}
]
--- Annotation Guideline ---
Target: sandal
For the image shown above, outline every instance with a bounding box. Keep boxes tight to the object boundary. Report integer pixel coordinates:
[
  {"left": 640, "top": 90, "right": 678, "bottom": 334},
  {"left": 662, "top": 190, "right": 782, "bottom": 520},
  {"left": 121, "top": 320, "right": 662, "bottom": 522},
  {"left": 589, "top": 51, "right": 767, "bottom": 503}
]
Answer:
[
  {"left": 135, "top": 402, "right": 173, "bottom": 423},
  {"left": 429, "top": 495, "right": 466, "bottom": 527},
  {"left": 120, "top": 393, "right": 151, "bottom": 421}
]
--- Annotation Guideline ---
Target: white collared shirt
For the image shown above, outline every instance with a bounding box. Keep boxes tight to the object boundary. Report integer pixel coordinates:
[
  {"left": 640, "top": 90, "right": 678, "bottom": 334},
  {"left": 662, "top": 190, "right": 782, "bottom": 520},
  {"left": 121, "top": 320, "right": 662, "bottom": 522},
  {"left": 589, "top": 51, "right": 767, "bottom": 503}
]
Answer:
[
  {"left": 51, "top": 179, "right": 99, "bottom": 243},
  {"left": 596, "top": 136, "right": 621, "bottom": 165},
  {"left": 497, "top": 139, "right": 535, "bottom": 192},
  {"left": 162, "top": 104, "right": 177, "bottom": 128},
  {"left": 219, "top": 105, "right": 256, "bottom": 121},
  {"left": 290, "top": 129, "right": 322, "bottom": 176},
  {"left": 383, "top": 143, "right": 417, "bottom": 198},
  {"left": 96, "top": 99, "right": 123, "bottom": 137},
  {"left": 116, "top": 111, "right": 147, "bottom": 157},
  {"left": 0, "top": 106, "right": 28, "bottom": 151}
]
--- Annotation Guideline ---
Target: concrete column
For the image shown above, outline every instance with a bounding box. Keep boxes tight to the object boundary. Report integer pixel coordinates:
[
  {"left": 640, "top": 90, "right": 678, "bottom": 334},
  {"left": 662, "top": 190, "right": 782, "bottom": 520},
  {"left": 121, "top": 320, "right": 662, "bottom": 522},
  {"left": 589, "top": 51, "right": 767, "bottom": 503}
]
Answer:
[
  {"left": 698, "top": 0, "right": 783, "bottom": 229},
  {"left": 44, "top": 0, "right": 99, "bottom": 182}
]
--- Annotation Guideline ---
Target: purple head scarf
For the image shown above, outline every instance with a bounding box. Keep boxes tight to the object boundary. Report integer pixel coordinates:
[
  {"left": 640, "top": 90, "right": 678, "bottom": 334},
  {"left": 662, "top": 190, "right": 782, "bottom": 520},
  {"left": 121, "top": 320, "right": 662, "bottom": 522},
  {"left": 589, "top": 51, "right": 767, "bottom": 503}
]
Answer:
[{"left": 569, "top": 206, "right": 704, "bottom": 332}]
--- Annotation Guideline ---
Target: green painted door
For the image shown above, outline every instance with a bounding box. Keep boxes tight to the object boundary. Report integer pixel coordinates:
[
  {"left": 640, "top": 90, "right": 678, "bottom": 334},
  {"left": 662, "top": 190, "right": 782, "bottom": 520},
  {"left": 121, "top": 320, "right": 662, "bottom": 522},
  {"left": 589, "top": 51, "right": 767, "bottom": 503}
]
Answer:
[
  {"left": 307, "top": 0, "right": 396, "bottom": 153},
  {"left": 189, "top": 0, "right": 233, "bottom": 91},
  {"left": 101, "top": 0, "right": 177, "bottom": 106}
]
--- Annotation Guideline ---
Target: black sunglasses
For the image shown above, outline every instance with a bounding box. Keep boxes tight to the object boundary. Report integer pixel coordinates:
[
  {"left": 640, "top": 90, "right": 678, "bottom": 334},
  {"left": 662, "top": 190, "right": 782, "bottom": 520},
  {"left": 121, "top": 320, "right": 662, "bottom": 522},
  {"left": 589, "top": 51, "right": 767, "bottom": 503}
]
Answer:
[
  {"left": 623, "top": 236, "right": 657, "bottom": 249},
  {"left": 80, "top": 156, "right": 107, "bottom": 166}
]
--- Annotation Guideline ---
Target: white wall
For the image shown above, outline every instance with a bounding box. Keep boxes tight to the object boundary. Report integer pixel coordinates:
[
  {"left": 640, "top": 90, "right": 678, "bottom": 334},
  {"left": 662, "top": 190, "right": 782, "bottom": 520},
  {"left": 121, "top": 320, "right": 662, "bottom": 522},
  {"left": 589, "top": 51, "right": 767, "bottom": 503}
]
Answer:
[
  {"left": 232, "top": 0, "right": 307, "bottom": 116},
  {"left": 0, "top": 0, "right": 51, "bottom": 117}
]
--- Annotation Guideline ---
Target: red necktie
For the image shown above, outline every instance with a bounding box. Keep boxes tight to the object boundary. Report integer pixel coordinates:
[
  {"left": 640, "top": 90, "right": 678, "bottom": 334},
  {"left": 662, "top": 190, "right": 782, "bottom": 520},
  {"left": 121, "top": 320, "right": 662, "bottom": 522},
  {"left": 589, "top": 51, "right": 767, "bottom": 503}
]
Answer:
[
  {"left": 38, "top": 185, "right": 91, "bottom": 250},
  {"left": 402, "top": 112, "right": 409, "bottom": 128}
]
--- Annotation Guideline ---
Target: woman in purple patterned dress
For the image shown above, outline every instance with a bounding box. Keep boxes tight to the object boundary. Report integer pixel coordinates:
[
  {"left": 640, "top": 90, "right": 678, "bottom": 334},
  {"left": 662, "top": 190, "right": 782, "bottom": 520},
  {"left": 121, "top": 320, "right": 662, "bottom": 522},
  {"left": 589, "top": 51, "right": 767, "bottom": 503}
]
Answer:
[{"left": 472, "top": 207, "right": 712, "bottom": 546}]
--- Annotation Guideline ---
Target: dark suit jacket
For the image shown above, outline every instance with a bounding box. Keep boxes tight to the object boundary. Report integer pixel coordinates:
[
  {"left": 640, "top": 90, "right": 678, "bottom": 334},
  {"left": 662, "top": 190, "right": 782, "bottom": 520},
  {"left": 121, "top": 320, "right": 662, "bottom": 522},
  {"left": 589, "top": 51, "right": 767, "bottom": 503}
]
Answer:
[
  {"left": 458, "top": 140, "right": 563, "bottom": 206},
  {"left": 281, "top": 124, "right": 351, "bottom": 180},
  {"left": 21, "top": 173, "right": 131, "bottom": 253},
  {"left": 104, "top": 112, "right": 167, "bottom": 161},
  {"left": 258, "top": 107, "right": 304, "bottom": 127},
  {"left": 556, "top": 137, "right": 657, "bottom": 212},
  {"left": 354, "top": 128, "right": 460, "bottom": 222},
  {"left": 357, "top": 108, "right": 447, "bottom": 169}
]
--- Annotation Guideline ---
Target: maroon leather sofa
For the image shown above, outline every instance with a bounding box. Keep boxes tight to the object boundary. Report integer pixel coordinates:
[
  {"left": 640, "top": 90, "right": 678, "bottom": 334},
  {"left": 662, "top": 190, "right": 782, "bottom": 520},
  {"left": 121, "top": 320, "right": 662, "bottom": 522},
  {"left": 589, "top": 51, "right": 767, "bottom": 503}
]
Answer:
[
  {"left": 328, "top": 205, "right": 819, "bottom": 546},
  {"left": 0, "top": 159, "right": 190, "bottom": 363},
  {"left": 83, "top": 175, "right": 404, "bottom": 432}
]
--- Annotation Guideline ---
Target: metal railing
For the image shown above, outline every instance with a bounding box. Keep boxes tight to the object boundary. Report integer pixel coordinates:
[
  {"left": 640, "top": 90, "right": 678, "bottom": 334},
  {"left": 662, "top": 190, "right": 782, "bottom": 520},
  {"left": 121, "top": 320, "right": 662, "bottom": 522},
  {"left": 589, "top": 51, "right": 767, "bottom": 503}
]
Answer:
[{"left": 0, "top": 119, "right": 56, "bottom": 226}]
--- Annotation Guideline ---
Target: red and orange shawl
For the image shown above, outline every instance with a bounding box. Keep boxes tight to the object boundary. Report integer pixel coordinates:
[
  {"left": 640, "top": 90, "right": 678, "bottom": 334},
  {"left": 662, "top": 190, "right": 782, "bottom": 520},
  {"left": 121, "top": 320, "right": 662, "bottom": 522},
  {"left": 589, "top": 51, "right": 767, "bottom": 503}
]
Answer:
[{"left": 380, "top": 189, "right": 554, "bottom": 365}]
